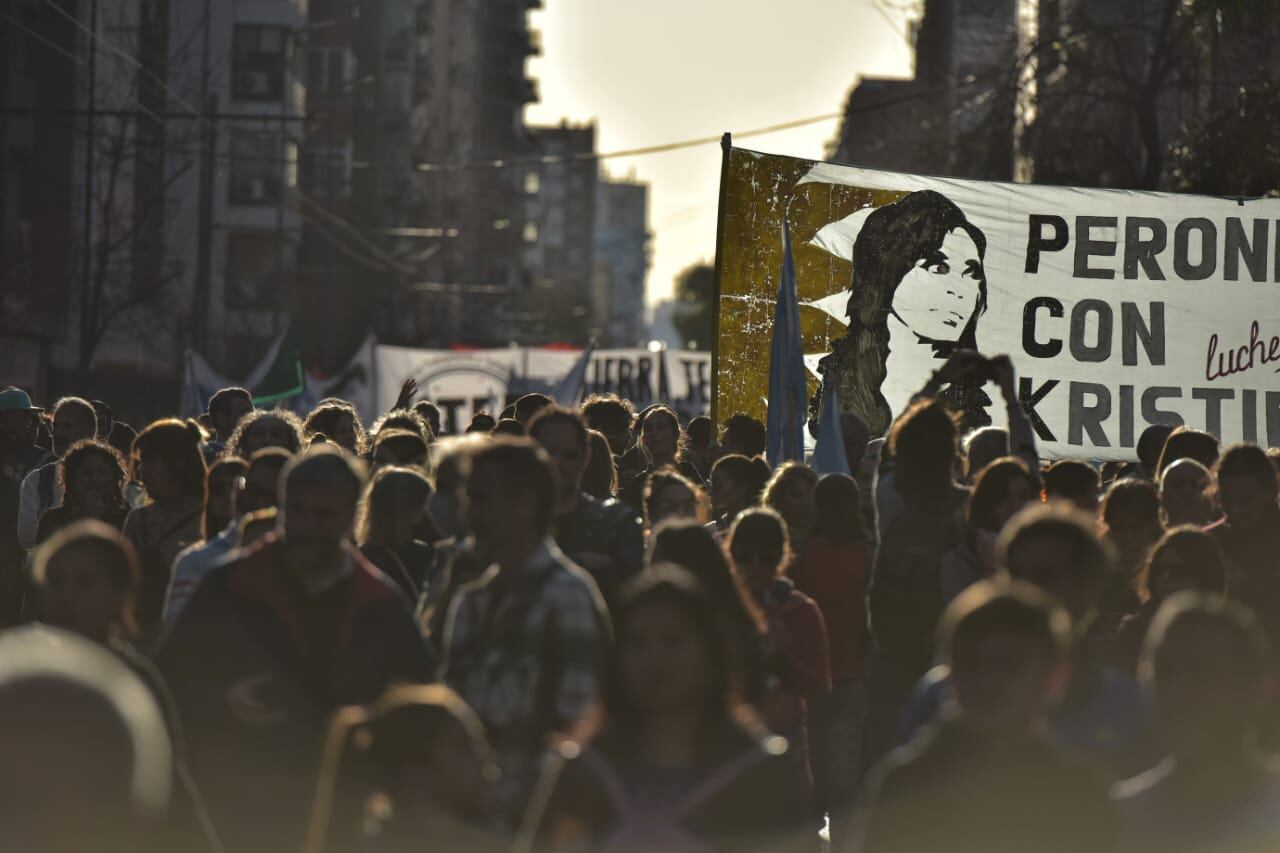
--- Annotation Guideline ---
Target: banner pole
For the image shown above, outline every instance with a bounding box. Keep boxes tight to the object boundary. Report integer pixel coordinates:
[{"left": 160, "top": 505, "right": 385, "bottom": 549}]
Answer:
[{"left": 710, "top": 132, "right": 732, "bottom": 429}]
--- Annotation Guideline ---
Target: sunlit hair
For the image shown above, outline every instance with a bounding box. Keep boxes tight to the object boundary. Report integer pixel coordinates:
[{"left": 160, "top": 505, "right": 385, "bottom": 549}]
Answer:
[
  {"left": 372, "top": 429, "right": 429, "bottom": 471},
  {"left": 57, "top": 439, "right": 129, "bottom": 512},
  {"left": 968, "top": 456, "right": 1037, "bottom": 534},
  {"left": 1101, "top": 478, "right": 1161, "bottom": 528},
  {"left": 226, "top": 409, "right": 304, "bottom": 458},
  {"left": 52, "top": 396, "right": 98, "bottom": 435},
  {"left": 305, "top": 684, "right": 496, "bottom": 853},
  {"left": 761, "top": 461, "right": 818, "bottom": 519},
  {"left": 133, "top": 419, "right": 207, "bottom": 503},
  {"left": 282, "top": 446, "right": 368, "bottom": 511},
  {"left": 371, "top": 408, "right": 433, "bottom": 444},
  {"left": 202, "top": 456, "right": 247, "bottom": 540},
  {"left": 936, "top": 578, "right": 1071, "bottom": 670},
  {"left": 1136, "top": 526, "right": 1227, "bottom": 603},
  {"left": 710, "top": 454, "right": 772, "bottom": 510},
  {"left": 305, "top": 403, "right": 368, "bottom": 455},
  {"left": 357, "top": 466, "right": 436, "bottom": 547},
  {"left": 32, "top": 519, "right": 142, "bottom": 641},
  {"left": 649, "top": 519, "right": 766, "bottom": 636},
  {"left": 1156, "top": 427, "right": 1220, "bottom": 477},
  {"left": 889, "top": 399, "right": 960, "bottom": 505},
  {"left": 1140, "top": 591, "right": 1271, "bottom": 689},
  {"left": 996, "top": 502, "right": 1114, "bottom": 591},
  {"left": 727, "top": 507, "right": 792, "bottom": 577},
  {"left": 818, "top": 189, "right": 988, "bottom": 434},
  {"left": 812, "top": 473, "right": 869, "bottom": 544},
  {"left": 1214, "top": 442, "right": 1278, "bottom": 496},
  {"left": 581, "top": 393, "right": 634, "bottom": 434},
  {"left": 583, "top": 429, "right": 618, "bottom": 500},
  {"left": 527, "top": 405, "right": 589, "bottom": 450},
  {"left": 638, "top": 405, "right": 688, "bottom": 464},
  {"left": 642, "top": 467, "right": 707, "bottom": 529},
  {"left": 1043, "top": 459, "right": 1099, "bottom": 502}
]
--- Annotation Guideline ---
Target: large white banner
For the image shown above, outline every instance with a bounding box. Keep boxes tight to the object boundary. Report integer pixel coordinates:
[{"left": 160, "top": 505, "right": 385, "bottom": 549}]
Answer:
[{"left": 716, "top": 145, "right": 1280, "bottom": 460}]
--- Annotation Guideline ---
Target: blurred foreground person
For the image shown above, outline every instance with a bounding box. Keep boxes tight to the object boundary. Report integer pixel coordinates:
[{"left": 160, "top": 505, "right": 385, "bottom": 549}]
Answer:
[
  {"left": 441, "top": 438, "right": 610, "bottom": 822},
  {"left": 156, "top": 447, "right": 435, "bottom": 853},
  {"left": 899, "top": 504, "right": 1155, "bottom": 779},
  {"left": 0, "top": 625, "right": 174, "bottom": 853},
  {"left": 1114, "top": 594, "right": 1280, "bottom": 853},
  {"left": 857, "top": 580, "right": 1118, "bottom": 853},
  {"left": 306, "top": 685, "right": 504, "bottom": 853},
  {"left": 1107, "top": 528, "right": 1227, "bottom": 675},
  {"left": 522, "top": 566, "right": 817, "bottom": 853}
]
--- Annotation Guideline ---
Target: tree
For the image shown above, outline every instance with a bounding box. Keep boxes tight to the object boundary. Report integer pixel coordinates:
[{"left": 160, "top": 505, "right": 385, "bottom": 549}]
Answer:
[
  {"left": 672, "top": 262, "right": 714, "bottom": 351},
  {"left": 1172, "top": 82, "right": 1280, "bottom": 197}
]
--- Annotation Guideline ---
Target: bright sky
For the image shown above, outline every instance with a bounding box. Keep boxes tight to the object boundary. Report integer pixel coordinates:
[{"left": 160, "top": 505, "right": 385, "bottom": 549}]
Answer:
[{"left": 526, "top": 0, "right": 916, "bottom": 308}]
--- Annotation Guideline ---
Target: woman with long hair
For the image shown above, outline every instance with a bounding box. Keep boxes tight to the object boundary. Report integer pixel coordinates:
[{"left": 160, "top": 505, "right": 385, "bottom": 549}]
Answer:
[
  {"left": 357, "top": 466, "right": 439, "bottom": 597},
  {"left": 728, "top": 509, "right": 830, "bottom": 784},
  {"left": 813, "top": 190, "right": 991, "bottom": 435},
  {"left": 621, "top": 406, "right": 703, "bottom": 510},
  {"left": 938, "top": 456, "right": 1039, "bottom": 602},
  {"left": 642, "top": 468, "right": 707, "bottom": 535},
  {"left": 648, "top": 520, "right": 767, "bottom": 701},
  {"left": 522, "top": 566, "right": 816, "bottom": 852},
  {"left": 35, "top": 439, "right": 131, "bottom": 544},
  {"left": 785, "top": 473, "right": 873, "bottom": 838},
  {"left": 123, "top": 419, "right": 207, "bottom": 632},
  {"left": 1107, "top": 527, "right": 1227, "bottom": 675},
  {"left": 761, "top": 463, "right": 819, "bottom": 552},
  {"left": 708, "top": 454, "right": 771, "bottom": 538}
]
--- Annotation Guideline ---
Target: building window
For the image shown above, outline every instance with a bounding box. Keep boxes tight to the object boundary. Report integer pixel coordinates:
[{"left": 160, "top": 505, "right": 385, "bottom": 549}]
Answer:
[
  {"left": 225, "top": 231, "right": 279, "bottom": 309},
  {"left": 524, "top": 171, "right": 540, "bottom": 194},
  {"left": 232, "top": 26, "right": 290, "bottom": 102},
  {"left": 228, "top": 130, "right": 284, "bottom": 205},
  {"left": 307, "top": 47, "right": 351, "bottom": 95},
  {"left": 523, "top": 222, "right": 539, "bottom": 243},
  {"left": 301, "top": 139, "right": 353, "bottom": 199}
]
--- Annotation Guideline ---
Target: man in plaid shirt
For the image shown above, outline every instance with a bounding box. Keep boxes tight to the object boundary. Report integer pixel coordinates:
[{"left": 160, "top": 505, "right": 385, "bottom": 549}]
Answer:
[{"left": 441, "top": 438, "right": 610, "bottom": 821}]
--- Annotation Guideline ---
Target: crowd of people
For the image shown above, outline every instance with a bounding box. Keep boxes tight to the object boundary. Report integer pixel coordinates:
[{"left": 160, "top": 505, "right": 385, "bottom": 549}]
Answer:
[{"left": 2, "top": 346, "right": 1280, "bottom": 853}]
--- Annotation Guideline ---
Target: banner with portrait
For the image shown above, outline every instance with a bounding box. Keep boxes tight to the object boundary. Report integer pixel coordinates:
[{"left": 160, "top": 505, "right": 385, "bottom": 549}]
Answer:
[{"left": 714, "top": 144, "right": 1280, "bottom": 461}]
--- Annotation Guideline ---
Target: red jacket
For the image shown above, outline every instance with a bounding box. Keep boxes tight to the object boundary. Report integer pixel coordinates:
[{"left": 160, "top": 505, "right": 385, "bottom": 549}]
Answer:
[{"left": 790, "top": 538, "right": 871, "bottom": 681}]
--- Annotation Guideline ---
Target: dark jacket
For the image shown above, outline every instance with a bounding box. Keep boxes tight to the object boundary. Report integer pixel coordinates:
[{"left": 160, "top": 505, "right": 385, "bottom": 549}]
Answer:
[
  {"left": 554, "top": 492, "right": 645, "bottom": 596},
  {"left": 527, "top": 722, "right": 819, "bottom": 853},
  {"left": 155, "top": 535, "right": 436, "bottom": 853},
  {"left": 860, "top": 716, "right": 1119, "bottom": 853}
]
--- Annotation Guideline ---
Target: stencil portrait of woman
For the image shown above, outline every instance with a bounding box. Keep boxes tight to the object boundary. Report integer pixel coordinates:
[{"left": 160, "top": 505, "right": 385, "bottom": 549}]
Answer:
[{"left": 811, "top": 189, "right": 991, "bottom": 435}]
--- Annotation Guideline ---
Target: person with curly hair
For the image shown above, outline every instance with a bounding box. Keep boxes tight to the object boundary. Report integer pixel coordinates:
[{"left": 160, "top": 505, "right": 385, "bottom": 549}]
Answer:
[
  {"left": 226, "top": 409, "right": 305, "bottom": 459},
  {"left": 305, "top": 402, "right": 368, "bottom": 456},
  {"left": 35, "top": 439, "right": 131, "bottom": 545}
]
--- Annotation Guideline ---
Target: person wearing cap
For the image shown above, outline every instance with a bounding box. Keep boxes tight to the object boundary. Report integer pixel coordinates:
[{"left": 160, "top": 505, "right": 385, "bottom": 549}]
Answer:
[
  {"left": 17, "top": 396, "right": 98, "bottom": 552},
  {"left": 0, "top": 387, "right": 47, "bottom": 624}
]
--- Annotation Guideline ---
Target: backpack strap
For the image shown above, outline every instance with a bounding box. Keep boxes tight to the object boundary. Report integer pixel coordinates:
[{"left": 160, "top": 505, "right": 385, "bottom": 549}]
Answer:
[
  {"left": 671, "top": 745, "right": 772, "bottom": 819},
  {"left": 579, "top": 748, "right": 641, "bottom": 820}
]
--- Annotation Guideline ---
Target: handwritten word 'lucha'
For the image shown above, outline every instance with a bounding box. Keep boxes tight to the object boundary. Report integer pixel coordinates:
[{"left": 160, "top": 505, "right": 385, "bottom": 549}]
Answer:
[
  {"left": 1019, "top": 378, "right": 1280, "bottom": 448},
  {"left": 1205, "top": 322, "right": 1280, "bottom": 382},
  {"left": 1025, "top": 215, "right": 1280, "bottom": 283}
]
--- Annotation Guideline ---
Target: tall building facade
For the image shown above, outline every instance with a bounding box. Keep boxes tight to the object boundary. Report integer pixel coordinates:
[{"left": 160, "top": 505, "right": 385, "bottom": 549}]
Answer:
[{"left": 594, "top": 176, "right": 650, "bottom": 347}]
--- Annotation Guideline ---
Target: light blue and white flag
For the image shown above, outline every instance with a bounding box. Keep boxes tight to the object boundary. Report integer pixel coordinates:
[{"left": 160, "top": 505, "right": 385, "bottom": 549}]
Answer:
[{"left": 765, "top": 220, "right": 807, "bottom": 467}]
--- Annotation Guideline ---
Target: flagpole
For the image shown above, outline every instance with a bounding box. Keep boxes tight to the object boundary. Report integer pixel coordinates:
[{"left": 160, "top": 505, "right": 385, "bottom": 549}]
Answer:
[{"left": 710, "top": 133, "right": 732, "bottom": 429}]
